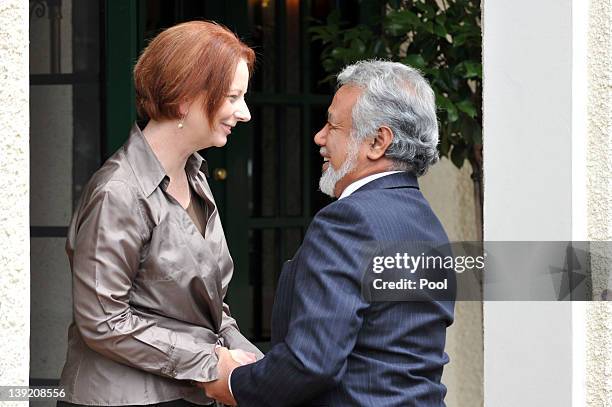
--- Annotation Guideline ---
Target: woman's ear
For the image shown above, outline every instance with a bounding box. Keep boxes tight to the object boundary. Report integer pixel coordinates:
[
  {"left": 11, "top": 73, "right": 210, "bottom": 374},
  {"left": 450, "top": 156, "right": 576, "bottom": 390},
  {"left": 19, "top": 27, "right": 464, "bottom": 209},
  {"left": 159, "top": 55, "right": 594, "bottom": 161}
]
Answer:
[
  {"left": 178, "top": 100, "right": 191, "bottom": 117},
  {"left": 366, "top": 126, "right": 394, "bottom": 160}
]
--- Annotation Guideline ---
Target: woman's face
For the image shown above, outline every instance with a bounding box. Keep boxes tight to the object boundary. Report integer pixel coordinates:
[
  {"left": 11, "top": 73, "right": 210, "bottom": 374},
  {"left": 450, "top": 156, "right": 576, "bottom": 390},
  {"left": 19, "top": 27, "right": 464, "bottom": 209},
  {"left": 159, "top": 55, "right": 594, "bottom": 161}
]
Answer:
[{"left": 188, "top": 59, "right": 251, "bottom": 149}]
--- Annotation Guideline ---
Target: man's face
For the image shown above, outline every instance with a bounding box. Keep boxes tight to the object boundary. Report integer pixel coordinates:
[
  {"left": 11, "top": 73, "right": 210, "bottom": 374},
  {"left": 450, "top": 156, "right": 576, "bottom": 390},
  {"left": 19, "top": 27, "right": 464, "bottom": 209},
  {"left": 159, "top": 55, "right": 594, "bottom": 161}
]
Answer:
[{"left": 314, "top": 85, "right": 363, "bottom": 197}]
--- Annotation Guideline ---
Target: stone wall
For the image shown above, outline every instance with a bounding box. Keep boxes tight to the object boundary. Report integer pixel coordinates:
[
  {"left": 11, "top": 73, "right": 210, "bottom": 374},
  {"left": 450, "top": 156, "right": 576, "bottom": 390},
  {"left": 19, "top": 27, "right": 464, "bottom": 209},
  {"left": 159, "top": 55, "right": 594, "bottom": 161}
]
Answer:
[{"left": 0, "top": 2, "right": 30, "bottom": 407}]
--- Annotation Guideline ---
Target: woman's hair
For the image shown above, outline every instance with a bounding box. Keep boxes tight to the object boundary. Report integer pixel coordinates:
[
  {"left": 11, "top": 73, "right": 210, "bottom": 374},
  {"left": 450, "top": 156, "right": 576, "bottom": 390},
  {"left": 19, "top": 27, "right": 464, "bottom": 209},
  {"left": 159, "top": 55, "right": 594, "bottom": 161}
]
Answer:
[
  {"left": 134, "top": 20, "right": 255, "bottom": 123},
  {"left": 337, "top": 60, "right": 439, "bottom": 176}
]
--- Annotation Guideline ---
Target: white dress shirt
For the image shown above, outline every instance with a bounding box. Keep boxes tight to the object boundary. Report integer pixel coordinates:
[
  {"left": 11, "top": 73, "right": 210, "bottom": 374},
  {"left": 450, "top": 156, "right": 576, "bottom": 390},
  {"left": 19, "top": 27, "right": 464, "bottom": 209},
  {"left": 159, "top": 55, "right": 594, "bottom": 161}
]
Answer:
[{"left": 338, "top": 171, "right": 403, "bottom": 199}]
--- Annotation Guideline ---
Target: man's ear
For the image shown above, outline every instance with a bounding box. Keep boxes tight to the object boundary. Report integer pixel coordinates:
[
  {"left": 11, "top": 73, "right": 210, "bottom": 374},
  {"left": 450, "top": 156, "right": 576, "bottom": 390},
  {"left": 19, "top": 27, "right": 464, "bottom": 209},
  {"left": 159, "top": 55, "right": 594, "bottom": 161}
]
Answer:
[{"left": 366, "top": 126, "right": 393, "bottom": 160}]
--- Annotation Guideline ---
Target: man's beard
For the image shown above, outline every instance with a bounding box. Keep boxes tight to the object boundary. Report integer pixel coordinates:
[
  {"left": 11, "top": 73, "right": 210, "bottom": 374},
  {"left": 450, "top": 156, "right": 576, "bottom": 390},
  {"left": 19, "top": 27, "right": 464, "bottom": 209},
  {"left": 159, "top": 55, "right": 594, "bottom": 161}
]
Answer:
[{"left": 319, "top": 138, "right": 359, "bottom": 198}]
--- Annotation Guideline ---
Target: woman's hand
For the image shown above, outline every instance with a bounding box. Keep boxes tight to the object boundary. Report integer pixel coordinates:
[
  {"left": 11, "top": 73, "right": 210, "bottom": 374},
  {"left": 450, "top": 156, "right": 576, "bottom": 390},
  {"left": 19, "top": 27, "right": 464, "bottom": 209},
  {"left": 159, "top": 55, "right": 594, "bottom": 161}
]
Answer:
[{"left": 228, "top": 348, "right": 258, "bottom": 366}]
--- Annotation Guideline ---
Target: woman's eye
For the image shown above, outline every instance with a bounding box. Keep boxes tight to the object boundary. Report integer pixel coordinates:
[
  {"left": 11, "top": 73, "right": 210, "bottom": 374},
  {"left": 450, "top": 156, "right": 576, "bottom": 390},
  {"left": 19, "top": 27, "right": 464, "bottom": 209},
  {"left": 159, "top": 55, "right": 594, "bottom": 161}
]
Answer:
[{"left": 228, "top": 95, "right": 239, "bottom": 102}]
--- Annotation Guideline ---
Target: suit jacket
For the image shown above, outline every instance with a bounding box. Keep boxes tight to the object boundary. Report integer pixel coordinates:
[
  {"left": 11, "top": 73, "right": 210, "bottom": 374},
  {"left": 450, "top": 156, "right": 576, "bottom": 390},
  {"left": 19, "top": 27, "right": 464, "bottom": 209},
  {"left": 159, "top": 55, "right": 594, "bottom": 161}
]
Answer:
[{"left": 231, "top": 172, "right": 455, "bottom": 406}]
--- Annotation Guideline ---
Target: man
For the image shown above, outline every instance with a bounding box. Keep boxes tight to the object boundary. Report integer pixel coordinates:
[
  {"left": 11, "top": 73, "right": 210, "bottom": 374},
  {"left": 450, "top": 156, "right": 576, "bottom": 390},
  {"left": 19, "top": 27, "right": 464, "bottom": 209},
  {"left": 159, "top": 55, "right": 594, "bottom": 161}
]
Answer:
[{"left": 203, "top": 60, "right": 454, "bottom": 406}]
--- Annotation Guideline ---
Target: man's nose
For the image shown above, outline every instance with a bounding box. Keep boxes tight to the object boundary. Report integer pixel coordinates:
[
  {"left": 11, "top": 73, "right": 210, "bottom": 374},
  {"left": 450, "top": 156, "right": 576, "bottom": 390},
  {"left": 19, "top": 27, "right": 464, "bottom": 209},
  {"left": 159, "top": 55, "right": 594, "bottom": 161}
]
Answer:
[{"left": 313, "top": 125, "right": 326, "bottom": 146}]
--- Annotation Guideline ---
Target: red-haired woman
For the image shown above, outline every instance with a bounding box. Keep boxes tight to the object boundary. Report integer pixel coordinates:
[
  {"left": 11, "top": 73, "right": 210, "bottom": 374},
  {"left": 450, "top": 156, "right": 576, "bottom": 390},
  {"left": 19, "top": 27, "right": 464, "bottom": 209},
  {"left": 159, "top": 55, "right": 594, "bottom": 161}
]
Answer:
[{"left": 57, "top": 21, "right": 262, "bottom": 407}]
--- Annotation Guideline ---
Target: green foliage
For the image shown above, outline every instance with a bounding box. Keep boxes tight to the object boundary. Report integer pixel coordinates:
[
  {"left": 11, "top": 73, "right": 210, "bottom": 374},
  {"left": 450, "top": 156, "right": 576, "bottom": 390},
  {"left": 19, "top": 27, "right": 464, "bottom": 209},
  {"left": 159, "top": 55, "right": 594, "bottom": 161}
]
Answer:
[{"left": 310, "top": 0, "right": 482, "bottom": 170}]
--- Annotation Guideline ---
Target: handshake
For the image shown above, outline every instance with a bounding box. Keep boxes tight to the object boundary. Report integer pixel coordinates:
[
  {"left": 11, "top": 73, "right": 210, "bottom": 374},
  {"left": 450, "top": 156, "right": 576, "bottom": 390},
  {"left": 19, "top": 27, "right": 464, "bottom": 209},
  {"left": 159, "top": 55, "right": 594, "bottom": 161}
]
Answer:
[{"left": 197, "top": 347, "right": 258, "bottom": 406}]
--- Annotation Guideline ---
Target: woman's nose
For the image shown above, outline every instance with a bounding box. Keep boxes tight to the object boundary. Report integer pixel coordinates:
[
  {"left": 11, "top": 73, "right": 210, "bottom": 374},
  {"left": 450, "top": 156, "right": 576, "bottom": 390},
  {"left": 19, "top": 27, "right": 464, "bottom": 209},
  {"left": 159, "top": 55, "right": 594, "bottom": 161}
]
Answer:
[{"left": 234, "top": 100, "right": 251, "bottom": 122}]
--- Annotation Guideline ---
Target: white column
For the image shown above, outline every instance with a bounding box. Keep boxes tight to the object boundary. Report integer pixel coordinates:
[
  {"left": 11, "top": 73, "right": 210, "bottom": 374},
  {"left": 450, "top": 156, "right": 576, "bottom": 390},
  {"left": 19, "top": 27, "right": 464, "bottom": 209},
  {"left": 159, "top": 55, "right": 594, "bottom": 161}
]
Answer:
[
  {"left": 483, "top": 0, "right": 590, "bottom": 406},
  {"left": 0, "top": 0, "right": 30, "bottom": 405},
  {"left": 571, "top": 0, "right": 589, "bottom": 405}
]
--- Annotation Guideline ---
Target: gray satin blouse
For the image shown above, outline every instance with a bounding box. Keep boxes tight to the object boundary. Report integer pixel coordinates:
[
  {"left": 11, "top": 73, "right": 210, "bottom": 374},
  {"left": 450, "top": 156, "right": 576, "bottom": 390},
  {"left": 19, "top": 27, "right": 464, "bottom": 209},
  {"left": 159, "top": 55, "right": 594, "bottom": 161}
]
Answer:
[{"left": 59, "top": 124, "right": 262, "bottom": 406}]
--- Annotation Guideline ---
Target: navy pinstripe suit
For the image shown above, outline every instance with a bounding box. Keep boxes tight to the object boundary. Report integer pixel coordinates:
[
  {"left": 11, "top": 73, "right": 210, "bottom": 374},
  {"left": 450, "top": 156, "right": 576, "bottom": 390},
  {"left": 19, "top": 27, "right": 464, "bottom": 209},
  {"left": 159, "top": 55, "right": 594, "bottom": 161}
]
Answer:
[{"left": 231, "top": 172, "right": 455, "bottom": 406}]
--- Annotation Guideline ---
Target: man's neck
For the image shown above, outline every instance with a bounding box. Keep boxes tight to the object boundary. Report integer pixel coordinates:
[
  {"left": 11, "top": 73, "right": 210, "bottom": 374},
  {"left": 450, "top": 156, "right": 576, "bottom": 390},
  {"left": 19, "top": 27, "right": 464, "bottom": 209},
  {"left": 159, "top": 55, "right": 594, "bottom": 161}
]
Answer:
[{"left": 334, "top": 159, "right": 395, "bottom": 198}]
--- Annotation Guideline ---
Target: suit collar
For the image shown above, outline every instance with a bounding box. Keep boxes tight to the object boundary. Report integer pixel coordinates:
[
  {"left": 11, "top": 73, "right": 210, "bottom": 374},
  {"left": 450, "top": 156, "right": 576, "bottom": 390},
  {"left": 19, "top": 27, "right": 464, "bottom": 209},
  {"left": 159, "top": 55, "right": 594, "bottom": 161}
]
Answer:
[
  {"left": 124, "top": 123, "right": 209, "bottom": 197},
  {"left": 352, "top": 171, "right": 419, "bottom": 195}
]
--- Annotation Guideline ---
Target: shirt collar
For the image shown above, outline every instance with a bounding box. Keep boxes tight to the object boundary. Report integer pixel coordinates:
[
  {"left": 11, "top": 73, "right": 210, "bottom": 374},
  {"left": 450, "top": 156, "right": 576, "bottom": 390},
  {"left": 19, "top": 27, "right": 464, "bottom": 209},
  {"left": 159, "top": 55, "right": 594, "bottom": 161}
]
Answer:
[
  {"left": 124, "top": 122, "right": 209, "bottom": 197},
  {"left": 338, "top": 171, "right": 404, "bottom": 199}
]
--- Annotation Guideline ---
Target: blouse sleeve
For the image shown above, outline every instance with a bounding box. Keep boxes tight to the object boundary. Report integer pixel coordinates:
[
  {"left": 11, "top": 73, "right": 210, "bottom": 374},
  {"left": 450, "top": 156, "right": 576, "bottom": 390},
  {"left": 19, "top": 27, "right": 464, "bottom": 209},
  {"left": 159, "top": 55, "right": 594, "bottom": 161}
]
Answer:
[{"left": 220, "top": 302, "right": 265, "bottom": 359}]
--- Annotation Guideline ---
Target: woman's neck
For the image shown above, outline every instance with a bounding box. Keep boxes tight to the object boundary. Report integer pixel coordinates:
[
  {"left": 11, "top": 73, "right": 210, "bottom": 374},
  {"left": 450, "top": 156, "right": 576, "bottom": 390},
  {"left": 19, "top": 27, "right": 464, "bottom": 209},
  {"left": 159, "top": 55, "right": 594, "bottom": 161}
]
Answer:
[{"left": 142, "top": 119, "right": 194, "bottom": 180}]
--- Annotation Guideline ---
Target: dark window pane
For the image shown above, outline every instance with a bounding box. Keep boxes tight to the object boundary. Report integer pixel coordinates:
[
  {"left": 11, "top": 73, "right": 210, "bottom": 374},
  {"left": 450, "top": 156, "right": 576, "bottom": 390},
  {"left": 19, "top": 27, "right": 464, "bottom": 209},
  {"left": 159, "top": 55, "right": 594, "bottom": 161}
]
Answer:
[
  {"left": 30, "top": 84, "right": 74, "bottom": 226},
  {"left": 283, "top": 107, "right": 302, "bottom": 216},
  {"left": 250, "top": 106, "right": 279, "bottom": 217},
  {"left": 250, "top": 227, "right": 303, "bottom": 340},
  {"left": 249, "top": 228, "right": 280, "bottom": 340},
  {"left": 285, "top": 0, "right": 301, "bottom": 93},
  {"left": 248, "top": 0, "right": 278, "bottom": 93},
  {"left": 73, "top": 0, "right": 100, "bottom": 74},
  {"left": 30, "top": 0, "right": 74, "bottom": 74},
  {"left": 73, "top": 83, "right": 101, "bottom": 206},
  {"left": 249, "top": 106, "right": 304, "bottom": 218},
  {"left": 30, "top": 238, "right": 72, "bottom": 379}
]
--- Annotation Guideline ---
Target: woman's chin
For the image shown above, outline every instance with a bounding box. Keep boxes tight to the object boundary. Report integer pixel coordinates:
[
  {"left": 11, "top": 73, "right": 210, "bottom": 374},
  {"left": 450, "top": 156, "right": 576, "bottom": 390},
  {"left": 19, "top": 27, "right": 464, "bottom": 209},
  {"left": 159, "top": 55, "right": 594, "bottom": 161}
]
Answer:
[{"left": 211, "top": 135, "right": 228, "bottom": 148}]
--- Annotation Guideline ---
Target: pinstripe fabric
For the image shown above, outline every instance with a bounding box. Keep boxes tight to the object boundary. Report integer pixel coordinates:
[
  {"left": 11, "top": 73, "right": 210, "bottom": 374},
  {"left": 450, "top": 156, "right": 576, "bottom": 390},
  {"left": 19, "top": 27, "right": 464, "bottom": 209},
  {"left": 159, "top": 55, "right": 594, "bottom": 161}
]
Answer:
[{"left": 231, "top": 172, "right": 455, "bottom": 406}]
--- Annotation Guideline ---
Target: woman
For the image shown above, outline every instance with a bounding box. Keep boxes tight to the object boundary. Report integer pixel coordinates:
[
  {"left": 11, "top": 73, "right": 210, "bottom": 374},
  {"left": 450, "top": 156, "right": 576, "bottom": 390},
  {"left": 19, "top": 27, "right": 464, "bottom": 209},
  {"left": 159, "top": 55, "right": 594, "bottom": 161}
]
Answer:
[{"left": 58, "top": 21, "right": 262, "bottom": 407}]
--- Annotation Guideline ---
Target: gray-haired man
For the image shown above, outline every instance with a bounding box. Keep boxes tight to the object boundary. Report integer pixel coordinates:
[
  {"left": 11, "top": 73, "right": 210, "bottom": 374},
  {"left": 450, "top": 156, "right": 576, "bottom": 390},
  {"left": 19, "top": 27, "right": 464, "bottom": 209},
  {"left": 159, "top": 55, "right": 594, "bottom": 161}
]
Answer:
[{"left": 204, "top": 60, "right": 454, "bottom": 407}]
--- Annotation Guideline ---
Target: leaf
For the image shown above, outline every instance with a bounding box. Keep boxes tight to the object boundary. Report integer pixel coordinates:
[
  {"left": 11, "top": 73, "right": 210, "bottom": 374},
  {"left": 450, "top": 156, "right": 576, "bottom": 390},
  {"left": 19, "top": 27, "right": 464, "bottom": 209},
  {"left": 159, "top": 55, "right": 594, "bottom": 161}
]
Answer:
[
  {"left": 327, "top": 10, "right": 341, "bottom": 25},
  {"left": 433, "top": 23, "right": 447, "bottom": 38},
  {"left": 322, "top": 59, "right": 336, "bottom": 73},
  {"left": 436, "top": 95, "right": 459, "bottom": 123},
  {"left": 372, "top": 39, "right": 385, "bottom": 55},
  {"left": 402, "top": 54, "right": 427, "bottom": 70},
  {"left": 439, "top": 133, "right": 450, "bottom": 157},
  {"left": 458, "top": 117, "right": 480, "bottom": 146},
  {"left": 472, "top": 122, "right": 483, "bottom": 145},
  {"left": 317, "top": 72, "right": 337, "bottom": 86},
  {"left": 386, "top": 9, "right": 422, "bottom": 35},
  {"left": 453, "top": 32, "right": 470, "bottom": 46},
  {"left": 450, "top": 144, "right": 467, "bottom": 168},
  {"left": 414, "top": 1, "right": 436, "bottom": 18},
  {"left": 447, "top": 104, "right": 459, "bottom": 122},
  {"left": 350, "top": 38, "right": 367, "bottom": 54},
  {"left": 456, "top": 99, "right": 477, "bottom": 118},
  {"left": 419, "top": 37, "right": 439, "bottom": 61},
  {"left": 463, "top": 61, "right": 482, "bottom": 78}
]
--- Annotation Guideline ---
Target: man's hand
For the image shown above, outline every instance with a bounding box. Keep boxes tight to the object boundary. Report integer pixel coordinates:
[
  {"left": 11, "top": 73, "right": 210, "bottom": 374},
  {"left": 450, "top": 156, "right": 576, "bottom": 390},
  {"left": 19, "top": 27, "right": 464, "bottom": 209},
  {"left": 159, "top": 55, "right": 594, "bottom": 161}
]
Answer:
[
  {"left": 198, "top": 347, "right": 242, "bottom": 406},
  {"left": 229, "top": 348, "right": 258, "bottom": 365}
]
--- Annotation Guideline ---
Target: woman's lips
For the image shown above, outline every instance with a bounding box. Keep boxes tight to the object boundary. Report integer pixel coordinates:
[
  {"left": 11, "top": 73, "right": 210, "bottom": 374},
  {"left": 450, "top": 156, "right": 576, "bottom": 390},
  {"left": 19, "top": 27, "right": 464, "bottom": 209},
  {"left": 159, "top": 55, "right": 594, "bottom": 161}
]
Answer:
[{"left": 221, "top": 124, "right": 232, "bottom": 134}]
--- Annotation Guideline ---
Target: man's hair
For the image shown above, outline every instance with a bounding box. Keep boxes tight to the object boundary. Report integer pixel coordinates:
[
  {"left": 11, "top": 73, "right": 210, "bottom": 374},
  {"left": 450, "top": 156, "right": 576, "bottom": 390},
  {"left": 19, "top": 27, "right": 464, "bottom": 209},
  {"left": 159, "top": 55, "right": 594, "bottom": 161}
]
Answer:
[{"left": 337, "top": 60, "right": 439, "bottom": 176}]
